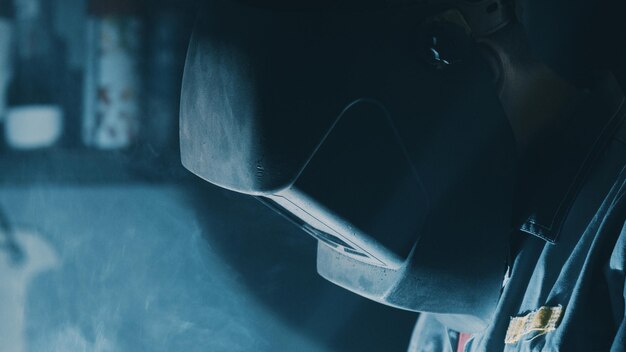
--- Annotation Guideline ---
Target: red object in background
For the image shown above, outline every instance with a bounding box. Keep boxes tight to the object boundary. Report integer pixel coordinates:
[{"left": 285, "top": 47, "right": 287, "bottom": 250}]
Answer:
[
  {"left": 83, "top": 0, "right": 143, "bottom": 149},
  {"left": 457, "top": 332, "right": 472, "bottom": 352}
]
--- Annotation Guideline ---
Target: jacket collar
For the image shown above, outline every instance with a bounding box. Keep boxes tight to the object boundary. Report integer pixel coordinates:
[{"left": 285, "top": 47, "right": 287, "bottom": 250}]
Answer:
[{"left": 515, "top": 74, "right": 626, "bottom": 243}]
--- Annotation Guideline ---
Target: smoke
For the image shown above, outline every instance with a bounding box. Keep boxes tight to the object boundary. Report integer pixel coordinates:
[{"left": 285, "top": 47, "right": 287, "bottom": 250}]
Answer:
[
  {"left": 0, "top": 185, "right": 328, "bottom": 352},
  {"left": 47, "top": 325, "right": 116, "bottom": 352}
]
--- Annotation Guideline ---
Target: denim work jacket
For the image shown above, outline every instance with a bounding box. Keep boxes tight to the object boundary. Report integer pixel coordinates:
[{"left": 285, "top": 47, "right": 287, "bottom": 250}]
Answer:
[{"left": 409, "top": 76, "right": 626, "bottom": 352}]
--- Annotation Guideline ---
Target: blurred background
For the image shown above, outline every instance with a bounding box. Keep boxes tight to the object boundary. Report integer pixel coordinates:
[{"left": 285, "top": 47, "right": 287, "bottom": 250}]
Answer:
[{"left": 0, "top": 0, "right": 418, "bottom": 351}]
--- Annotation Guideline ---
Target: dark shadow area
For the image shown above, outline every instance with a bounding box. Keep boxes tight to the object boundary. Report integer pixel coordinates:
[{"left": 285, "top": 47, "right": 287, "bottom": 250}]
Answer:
[{"left": 187, "top": 180, "right": 418, "bottom": 352}]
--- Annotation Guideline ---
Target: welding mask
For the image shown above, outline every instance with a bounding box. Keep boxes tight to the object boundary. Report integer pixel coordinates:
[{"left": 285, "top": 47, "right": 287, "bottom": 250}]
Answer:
[{"left": 180, "top": 0, "right": 517, "bottom": 332}]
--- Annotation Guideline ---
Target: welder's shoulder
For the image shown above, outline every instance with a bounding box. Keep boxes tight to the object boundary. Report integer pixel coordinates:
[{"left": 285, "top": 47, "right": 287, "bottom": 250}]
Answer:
[
  {"left": 407, "top": 314, "right": 456, "bottom": 352},
  {"left": 607, "top": 119, "right": 626, "bottom": 222},
  {"left": 407, "top": 120, "right": 626, "bottom": 352},
  {"left": 600, "top": 126, "right": 626, "bottom": 351}
]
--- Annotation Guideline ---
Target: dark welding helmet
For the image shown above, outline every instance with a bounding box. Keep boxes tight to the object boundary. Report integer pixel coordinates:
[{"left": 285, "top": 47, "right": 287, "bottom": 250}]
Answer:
[{"left": 180, "top": 0, "right": 516, "bottom": 332}]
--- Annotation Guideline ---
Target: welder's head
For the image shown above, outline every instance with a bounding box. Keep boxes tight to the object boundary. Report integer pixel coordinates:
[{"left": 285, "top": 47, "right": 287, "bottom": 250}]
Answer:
[
  {"left": 517, "top": 0, "right": 626, "bottom": 88},
  {"left": 180, "top": 0, "right": 516, "bottom": 332}
]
